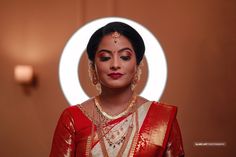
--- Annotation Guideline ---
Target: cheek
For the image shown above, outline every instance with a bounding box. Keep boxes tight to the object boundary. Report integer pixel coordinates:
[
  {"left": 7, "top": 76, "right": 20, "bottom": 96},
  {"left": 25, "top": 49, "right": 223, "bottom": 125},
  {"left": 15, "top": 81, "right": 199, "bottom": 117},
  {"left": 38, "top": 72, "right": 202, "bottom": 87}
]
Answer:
[
  {"left": 94, "top": 62, "right": 108, "bottom": 76},
  {"left": 126, "top": 57, "right": 137, "bottom": 75},
  {"left": 126, "top": 64, "right": 137, "bottom": 76}
]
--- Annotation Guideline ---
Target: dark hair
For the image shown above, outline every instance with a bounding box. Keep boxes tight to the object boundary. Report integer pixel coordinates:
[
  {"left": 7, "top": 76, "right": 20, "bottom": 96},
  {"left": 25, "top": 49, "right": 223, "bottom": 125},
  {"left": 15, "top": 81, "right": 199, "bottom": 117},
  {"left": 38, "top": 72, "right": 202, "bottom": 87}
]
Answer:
[{"left": 86, "top": 22, "right": 145, "bottom": 65}]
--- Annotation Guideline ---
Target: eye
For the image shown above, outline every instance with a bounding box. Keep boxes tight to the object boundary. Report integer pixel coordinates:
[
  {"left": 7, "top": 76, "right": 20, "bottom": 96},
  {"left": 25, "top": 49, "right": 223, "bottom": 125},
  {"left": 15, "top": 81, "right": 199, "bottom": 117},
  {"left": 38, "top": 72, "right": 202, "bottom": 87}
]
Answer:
[
  {"left": 99, "top": 56, "right": 111, "bottom": 61},
  {"left": 120, "top": 56, "right": 131, "bottom": 61}
]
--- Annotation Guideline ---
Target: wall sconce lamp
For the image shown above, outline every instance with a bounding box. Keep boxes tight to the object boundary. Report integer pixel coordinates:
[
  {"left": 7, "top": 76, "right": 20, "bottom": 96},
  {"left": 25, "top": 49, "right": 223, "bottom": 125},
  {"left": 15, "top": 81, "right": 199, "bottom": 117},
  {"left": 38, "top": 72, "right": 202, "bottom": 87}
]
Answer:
[{"left": 14, "top": 65, "right": 36, "bottom": 86}]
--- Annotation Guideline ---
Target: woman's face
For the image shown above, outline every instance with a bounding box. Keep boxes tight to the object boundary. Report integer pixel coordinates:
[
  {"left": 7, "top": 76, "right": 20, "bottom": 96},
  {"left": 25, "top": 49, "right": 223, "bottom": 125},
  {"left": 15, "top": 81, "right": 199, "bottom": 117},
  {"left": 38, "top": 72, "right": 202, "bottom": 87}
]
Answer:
[{"left": 94, "top": 32, "right": 137, "bottom": 90}]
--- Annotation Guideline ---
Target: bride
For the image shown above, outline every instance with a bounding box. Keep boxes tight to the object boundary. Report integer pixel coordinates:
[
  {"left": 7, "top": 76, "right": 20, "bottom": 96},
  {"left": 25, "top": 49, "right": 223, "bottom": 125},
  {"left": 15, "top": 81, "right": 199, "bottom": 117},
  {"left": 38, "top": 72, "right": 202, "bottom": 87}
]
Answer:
[{"left": 50, "top": 21, "right": 184, "bottom": 157}]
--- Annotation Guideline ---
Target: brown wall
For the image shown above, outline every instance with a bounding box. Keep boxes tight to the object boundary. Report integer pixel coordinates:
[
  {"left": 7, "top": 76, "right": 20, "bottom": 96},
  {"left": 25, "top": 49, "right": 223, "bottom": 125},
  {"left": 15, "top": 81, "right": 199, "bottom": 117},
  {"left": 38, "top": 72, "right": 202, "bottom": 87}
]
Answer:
[{"left": 0, "top": 0, "right": 235, "bottom": 156}]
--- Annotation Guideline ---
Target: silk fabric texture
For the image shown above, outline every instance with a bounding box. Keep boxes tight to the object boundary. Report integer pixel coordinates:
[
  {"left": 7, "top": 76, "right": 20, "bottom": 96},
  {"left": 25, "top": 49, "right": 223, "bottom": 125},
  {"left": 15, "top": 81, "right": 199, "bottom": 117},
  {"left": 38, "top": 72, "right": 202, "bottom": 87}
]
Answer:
[{"left": 50, "top": 101, "right": 184, "bottom": 157}]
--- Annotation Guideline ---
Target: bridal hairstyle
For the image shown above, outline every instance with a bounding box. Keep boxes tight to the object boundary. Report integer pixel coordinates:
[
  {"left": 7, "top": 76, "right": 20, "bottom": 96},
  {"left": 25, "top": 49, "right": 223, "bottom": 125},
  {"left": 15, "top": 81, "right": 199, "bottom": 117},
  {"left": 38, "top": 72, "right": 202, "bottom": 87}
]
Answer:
[{"left": 86, "top": 22, "right": 145, "bottom": 65}]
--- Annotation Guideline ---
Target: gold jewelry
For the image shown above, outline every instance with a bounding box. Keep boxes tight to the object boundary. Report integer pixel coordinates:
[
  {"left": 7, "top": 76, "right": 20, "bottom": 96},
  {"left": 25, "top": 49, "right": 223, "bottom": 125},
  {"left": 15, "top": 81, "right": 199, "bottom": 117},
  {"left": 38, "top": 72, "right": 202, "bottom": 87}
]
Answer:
[
  {"left": 88, "top": 62, "right": 97, "bottom": 85},
  {"left": 88, "top": 62, "right": 101, "bottom": 93},
  {"left": 131, "top": 66, "right": 142, "bottom": 91},
  {"left": 97, "top": 112, "right": 136, "bottom": 157},
  {"left": 111, "top": 31, "right": 121, "bottom": 43},
  {"left": 103, "top": 115, "right": 134, "bottom": 148},
  {"left": 94, "top": 94, "right": 137, "bottom": 120}
]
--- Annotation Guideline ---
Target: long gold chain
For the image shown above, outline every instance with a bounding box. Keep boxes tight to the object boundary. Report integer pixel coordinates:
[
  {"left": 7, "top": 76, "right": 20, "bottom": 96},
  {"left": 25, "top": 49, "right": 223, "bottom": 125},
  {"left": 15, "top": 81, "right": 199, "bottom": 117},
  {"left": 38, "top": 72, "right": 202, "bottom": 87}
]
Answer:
[
  {"left": 103, "top": 115, "right": 134, "bottom": 148},
  {"left": 94, "top": 94, "right": 137, "bottom": 120},
  {"left": 97, "top": 112, "right": 136, "bottom": 157}
]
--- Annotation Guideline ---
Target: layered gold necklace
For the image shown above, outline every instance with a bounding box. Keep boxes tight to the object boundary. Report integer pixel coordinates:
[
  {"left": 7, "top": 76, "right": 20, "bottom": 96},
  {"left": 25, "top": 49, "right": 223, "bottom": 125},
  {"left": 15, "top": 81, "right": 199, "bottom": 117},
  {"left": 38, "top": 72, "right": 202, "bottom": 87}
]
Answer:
[
  {"left": 97, "top": 115, "right": 134, "bottom": 157},
  {"left": 94, "top": 94, "right": 137, "bottom": 120},
  {"left": 93, "top": 94, "right": 137, "bottom": 157}
]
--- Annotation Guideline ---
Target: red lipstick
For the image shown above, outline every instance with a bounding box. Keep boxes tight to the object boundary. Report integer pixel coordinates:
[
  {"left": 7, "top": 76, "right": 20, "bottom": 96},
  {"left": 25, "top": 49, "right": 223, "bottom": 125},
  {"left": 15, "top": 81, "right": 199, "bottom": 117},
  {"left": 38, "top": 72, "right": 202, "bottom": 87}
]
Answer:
[{"left": 108, "top": 72, "right": 123, "bottom": 79}]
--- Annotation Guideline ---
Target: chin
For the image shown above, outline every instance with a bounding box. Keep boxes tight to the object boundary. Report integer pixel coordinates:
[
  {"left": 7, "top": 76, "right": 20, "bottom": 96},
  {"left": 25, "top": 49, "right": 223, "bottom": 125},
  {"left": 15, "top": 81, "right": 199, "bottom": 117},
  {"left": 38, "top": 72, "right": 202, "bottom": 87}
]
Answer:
[{"left": 101, "top": 82, "right": 131, "bottom": 90}]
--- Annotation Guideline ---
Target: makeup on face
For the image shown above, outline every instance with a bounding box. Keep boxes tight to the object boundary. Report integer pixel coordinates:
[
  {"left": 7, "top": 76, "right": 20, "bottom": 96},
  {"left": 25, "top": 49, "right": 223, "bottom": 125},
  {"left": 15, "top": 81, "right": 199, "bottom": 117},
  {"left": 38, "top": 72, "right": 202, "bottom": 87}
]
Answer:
[
  {"left": 107, "top": 72, "right": 124, "bottom": 79},
  {"left": 96, "top": 48, "right": 134, "bottom": 62},
  {"left": 93, "top": 34, "right": 138, "bottom": 89}
]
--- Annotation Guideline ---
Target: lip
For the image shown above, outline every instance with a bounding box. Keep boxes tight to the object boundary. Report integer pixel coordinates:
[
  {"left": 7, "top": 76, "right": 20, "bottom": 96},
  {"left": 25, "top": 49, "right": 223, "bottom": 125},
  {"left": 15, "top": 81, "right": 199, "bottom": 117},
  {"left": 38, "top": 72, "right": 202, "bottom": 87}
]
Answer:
[{"left": 108, "top": 72, "right": 124, "bottom": 79}]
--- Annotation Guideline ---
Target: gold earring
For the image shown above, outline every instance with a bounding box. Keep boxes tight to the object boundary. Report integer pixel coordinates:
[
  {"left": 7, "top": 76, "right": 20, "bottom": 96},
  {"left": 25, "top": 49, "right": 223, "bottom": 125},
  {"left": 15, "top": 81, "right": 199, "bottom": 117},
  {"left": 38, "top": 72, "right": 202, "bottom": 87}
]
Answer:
[
  {"left": 131, "top": 66, "right": 142, "bottom": 91},
  {"left": 92, "top": 72, "right": 98, "bottom": 85},
  {"left": 88, "top": 62, "right": 101, "bottom": 93},
  {"left": 88, "top": 62, "right": 97, "bottom": 85}
]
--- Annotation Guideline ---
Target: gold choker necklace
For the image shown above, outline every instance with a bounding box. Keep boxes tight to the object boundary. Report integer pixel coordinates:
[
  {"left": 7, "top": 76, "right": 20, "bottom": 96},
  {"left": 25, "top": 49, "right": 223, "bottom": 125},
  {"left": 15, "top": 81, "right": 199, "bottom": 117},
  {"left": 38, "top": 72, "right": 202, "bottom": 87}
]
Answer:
[{"left": 94, "top": 94, "right": 137, "bottom": 120}]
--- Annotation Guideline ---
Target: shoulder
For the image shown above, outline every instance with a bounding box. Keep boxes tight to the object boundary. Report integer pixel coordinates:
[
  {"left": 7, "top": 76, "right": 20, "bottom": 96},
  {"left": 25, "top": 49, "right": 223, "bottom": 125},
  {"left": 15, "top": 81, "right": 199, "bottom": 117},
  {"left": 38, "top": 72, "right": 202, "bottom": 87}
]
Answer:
[
  {"left": 61, "top": 105, "right": 80, "bottom": 116},
  {"left": 57, "top": 101, "right": 93, "bottom": 130},
  {"left": 76, "top": 97, "right": 95, "bottom": 117},
  {"left": 137, "top": 96, "right": 177, "bottom": 111},
  {"left": 151, "top": 101, "right": 177, "bottom": 111},
  {"left": 56, "top": 106, "right": 81, "bottom": 126},
  {"left": 148, "top": 101, "right": 178, "bottom": 118}
]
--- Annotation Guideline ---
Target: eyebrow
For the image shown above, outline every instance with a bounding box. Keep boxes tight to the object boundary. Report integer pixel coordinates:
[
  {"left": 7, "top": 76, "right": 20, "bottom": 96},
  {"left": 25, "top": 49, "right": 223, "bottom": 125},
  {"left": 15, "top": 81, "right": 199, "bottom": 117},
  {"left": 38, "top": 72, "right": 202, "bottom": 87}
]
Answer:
[
  {"left": 118, "top": 48, "right": 133, "bottom": 53},
  {"left": 97, "top": 49, "right": 112, "bottom": 54},
  {"left": 97, "top": 47, "right": 134, "bottom": 54}
]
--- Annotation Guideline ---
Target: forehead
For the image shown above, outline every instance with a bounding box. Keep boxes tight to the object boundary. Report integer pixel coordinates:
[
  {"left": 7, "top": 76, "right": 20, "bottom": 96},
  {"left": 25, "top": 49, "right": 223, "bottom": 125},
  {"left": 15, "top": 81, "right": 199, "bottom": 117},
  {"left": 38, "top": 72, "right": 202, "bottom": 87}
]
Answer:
[{"left": 98, "top": 33, "right": 133, "bottom": 48}]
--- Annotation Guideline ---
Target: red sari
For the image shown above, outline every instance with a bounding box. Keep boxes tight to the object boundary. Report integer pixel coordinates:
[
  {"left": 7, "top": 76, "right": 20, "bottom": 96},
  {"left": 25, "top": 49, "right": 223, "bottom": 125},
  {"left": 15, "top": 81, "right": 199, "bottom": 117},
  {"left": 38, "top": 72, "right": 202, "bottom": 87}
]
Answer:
[{"left": 50, "top": 101, "right": 184, "bottom": 157}]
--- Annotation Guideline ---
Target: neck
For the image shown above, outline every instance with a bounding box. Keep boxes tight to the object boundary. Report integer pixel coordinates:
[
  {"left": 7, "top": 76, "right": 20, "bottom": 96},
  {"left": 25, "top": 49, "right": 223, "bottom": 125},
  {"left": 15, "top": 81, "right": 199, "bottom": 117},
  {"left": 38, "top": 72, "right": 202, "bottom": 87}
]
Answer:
[{"left": 99, "top": 85, "right": 134, "bottom": 111}]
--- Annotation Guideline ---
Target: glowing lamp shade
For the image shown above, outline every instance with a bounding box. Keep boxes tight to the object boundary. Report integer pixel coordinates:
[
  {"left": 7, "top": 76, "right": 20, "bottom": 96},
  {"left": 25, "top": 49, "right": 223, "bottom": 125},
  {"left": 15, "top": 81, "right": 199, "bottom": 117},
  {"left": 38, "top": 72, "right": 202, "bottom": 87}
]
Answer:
[
  {"left": 14, "top": 65, "right": 34, "bottom": 84},
  {"left": 59, "top": 17, "right": 167, "bottom": 106}
]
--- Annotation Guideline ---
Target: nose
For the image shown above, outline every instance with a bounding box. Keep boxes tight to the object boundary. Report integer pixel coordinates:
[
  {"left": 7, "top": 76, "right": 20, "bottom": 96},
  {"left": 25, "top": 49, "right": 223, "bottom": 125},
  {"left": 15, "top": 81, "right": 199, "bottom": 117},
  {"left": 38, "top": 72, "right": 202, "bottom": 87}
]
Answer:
[{"left": 110, "top": 56, "right": 121, "bottom": 70}]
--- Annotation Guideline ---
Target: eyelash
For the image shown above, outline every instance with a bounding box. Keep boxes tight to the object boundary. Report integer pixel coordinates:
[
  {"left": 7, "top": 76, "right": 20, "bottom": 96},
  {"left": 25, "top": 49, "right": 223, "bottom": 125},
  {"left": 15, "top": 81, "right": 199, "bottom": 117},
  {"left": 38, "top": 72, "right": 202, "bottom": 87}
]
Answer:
[
  {"left": 99, "top": 56, "right": 111, "bottom": 61},
  {"left": 99, "top": 56, "right": 131, "bottom": 62},
  {"left": 120, "top": 56, "right": 131, "bottom": 61}
]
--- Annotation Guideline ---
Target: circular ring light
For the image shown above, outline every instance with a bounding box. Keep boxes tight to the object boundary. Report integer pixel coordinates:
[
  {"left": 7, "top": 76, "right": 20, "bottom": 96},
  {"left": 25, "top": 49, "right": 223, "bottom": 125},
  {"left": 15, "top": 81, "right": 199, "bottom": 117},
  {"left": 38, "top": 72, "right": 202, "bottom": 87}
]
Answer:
[{"left": 59, "top": 17, "right": 167, "bottom": 106}]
